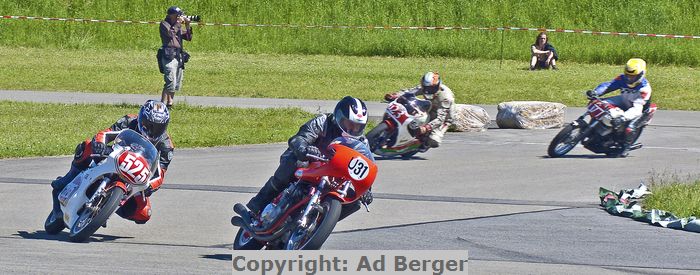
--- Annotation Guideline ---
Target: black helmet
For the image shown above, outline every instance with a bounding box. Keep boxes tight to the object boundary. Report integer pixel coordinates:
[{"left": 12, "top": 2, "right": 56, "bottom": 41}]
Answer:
[
  {"left": 138, "top": 100, "right": 170, "bottom": 143},
  {"left": 167, "top": 6, "right": 183, "bottom": 16},
  {"left": 333, "top": 96, "right": 368, "bottom": 138},
  {"left": 420, "top": 71, "right": 442, "bottom": 95}
]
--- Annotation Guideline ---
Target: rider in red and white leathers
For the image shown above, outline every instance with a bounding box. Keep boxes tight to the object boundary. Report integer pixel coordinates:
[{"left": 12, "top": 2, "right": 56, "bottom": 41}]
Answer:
[
  {"left": 587, "top": 58, "right": 652, "bottom": 157},
  {"left": 385, "top": 72, "right": 456, "bottom": 149},
  {"left": 50, "top": 100, "right": 174, "bottom": 224}
]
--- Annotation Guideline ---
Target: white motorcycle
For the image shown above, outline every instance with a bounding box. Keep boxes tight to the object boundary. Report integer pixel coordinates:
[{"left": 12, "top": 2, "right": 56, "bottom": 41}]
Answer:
[
  {"left": 366, "top": 93, "right": 432, "bottom": 158},
  {"left": 44, "top": 129, "right": 158, "bottom": 242}
]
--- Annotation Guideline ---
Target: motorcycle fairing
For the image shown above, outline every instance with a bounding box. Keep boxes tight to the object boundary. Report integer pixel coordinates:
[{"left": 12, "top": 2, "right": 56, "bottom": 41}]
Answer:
[
  {"left": 58, "top": 153, "right": 119, "bottom": 229},
  {"left": 295, "top": 143, "right": 377, "bottom": 202}
]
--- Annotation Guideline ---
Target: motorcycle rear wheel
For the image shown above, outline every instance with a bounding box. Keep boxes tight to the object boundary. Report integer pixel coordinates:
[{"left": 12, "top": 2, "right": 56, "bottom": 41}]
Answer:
[
  {"left": 68, "top": 187, "right": 124, "bottom": 242},
  {"left": 233, "top": 228, "right": 264, "bottom": 250},
  {"left": 547, "top": 124, "right": 583, "bottom": 158},
  {"left": 44, "top": 211, "right": 66, "bottom": 235},
  {"left": 285, "top": 197, "right": 341, "bottom": 250}
]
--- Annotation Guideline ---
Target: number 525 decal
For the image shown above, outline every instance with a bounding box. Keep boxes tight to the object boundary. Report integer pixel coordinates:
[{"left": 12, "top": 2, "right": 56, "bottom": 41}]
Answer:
[{"left": 117, "top": 152, "right": 151, "bottom": 184}]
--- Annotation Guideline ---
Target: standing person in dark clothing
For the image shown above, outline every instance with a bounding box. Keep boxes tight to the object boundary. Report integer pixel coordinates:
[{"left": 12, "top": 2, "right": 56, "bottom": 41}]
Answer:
[
  {"left": 159, "top": 6, "right": 193, "bottom": 109},
  {"left": 530, "top": 32, "right": 558, "bottom": 70}
]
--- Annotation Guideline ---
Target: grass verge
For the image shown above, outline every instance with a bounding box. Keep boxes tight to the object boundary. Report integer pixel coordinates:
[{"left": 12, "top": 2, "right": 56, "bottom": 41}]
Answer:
[
  {"left": 644, "top": 172, "right": 700, "bottom": 218},
  {"left": 1, "top": 47, "right": 699, "bottom": 110},
  {"left": 0, "top": 101, "right": 313, "bottom": 159}
]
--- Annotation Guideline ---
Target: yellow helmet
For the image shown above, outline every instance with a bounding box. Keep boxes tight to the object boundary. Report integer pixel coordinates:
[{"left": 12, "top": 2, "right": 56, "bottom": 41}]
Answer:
[{"left": 623, "top": 58, "right": 646, "bottom": 87}]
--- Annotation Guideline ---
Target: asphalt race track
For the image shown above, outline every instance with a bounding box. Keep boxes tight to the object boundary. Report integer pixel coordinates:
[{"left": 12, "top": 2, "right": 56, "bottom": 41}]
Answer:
[{"left": 1, "top": 91, "right": 699, "bottom": 274}]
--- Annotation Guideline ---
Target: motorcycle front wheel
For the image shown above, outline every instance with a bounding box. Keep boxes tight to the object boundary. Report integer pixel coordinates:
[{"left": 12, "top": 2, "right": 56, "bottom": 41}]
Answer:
[
  {"left": 68, "top": 187, "right": 124, "bottom": 242},
  {"left": 547, "top": 124, "right": 584, "bottom": 158},
  {"left": 285, "top": 197, "right": 341, "bottom": 250},
  {"left": 233, "top": 228, "right": 264, "bottom": 250},
  {"left": 366, "top": 122, "right": 389, "bottom": 152}
]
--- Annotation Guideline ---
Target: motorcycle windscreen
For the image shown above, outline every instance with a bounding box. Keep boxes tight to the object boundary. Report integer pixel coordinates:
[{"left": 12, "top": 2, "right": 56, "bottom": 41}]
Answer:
[
  {"left": 329, "top": 137, "right": 375, "bottom": 162},
  {"left": 113, "top": 129, "right": 159, "bottom": 169}
]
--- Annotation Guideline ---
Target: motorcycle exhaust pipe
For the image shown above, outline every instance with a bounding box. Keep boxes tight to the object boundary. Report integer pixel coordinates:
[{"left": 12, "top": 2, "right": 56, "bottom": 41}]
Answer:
[
  {"left": 233, "top": 203, "right": 248, "bottom": 217},
  {"left": 231, "top": 203, "right": 289, "bottom": 242},
  {"left": 231, "top": 216, "right": 244, "bottom": 227}
]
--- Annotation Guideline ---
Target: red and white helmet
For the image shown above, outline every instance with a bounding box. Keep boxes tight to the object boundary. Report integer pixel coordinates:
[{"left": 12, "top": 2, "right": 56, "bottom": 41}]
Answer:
[{"left": 333, "top": 96, "right": 368, "bottom": 138}]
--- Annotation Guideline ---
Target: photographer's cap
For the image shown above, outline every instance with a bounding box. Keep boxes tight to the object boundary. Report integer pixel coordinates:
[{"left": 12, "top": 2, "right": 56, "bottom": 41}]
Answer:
[{"left": 167, "top": 6, "right": 183, "bottom": 15}]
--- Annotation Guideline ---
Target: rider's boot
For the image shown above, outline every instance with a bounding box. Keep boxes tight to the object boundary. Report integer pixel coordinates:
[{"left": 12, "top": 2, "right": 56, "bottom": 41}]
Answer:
[
  {"left": 51, "top": 188, "right": 63, "bottom": 218},
  {"left": 246, "top": 177, "right": 282, "bottom": 215},
  {"left": 50, "top": 165, "right": 82, "bottom": 217},
  {"left": 618, "top": 127, "right": 637, "bottom": 158}
]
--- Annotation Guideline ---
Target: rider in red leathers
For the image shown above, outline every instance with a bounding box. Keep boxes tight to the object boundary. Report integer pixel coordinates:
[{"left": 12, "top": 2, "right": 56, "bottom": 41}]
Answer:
[{"left": 50, "top": 100, "right": 174, "bottom": 224}]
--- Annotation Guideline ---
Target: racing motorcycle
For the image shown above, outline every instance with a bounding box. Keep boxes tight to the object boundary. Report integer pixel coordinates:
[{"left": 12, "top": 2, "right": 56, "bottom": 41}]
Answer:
[
  {"left": 44, "top": 129, "right": 158, "bottom": 242},
  {"left": 547, "top": 95, "right": 657, "bottom": 158},
  {"left": 231, "top": 137, "right": 378, "bottom": 250},
  {"left": 365, "top": 93, "right": 432, "bottom": 158}
]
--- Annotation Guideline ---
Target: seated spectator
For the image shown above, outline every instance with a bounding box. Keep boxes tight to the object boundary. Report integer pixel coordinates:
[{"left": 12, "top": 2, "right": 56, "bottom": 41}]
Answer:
[{"left": 530, "top": 32, "right": 558, "bottom": 70}]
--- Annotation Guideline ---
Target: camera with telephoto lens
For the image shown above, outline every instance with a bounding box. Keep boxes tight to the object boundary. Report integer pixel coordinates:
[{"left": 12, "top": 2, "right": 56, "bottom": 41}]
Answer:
[{"left": 183, "top": 14, "right": 201, "bottom": 22}]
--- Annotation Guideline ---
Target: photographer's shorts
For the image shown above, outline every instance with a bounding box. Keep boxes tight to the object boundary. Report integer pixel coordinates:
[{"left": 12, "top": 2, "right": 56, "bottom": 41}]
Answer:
[{"left": 162, "top": 57, "right": 183, "bottom": 93}]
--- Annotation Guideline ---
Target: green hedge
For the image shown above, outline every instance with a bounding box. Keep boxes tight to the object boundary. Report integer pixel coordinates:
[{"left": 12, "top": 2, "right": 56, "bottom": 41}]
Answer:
[{"left": 1, "top": 0, "right": 699, "bottom": 65}]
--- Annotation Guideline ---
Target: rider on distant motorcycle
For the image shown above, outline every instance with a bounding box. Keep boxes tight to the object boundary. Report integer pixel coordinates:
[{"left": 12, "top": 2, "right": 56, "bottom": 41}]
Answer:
[
  {"left": 246, "top": 96, "right": 373, "bottom": 219},
  {"left": 586, "top": 58, "right": 652, "bottom": 157},
  {"left": 50, "top": 100, "right": 174, "bottom": 224},
  {"left": 384, "top": 72, "right": 456, "bottom": 150}
]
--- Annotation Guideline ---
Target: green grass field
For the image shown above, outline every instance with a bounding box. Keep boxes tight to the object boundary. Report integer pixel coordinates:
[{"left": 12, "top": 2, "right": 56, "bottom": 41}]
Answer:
[
  {"left": 1, "top": 0, "right": 699, "bottom": 65},
  {"left": 645, "top": 173, "right": 700, "bottom": 218},
  {"left": 0, "top": 101, "right": 313, "bottom": 158},
  {"left": 1, "top": 47, "right": 698, "bottom": 110}
]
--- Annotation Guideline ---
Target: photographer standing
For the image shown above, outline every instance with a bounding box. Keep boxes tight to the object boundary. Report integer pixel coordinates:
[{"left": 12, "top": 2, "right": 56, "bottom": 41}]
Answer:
[{"left": 158, "top": 6, "right": 192, "bottom": 109}]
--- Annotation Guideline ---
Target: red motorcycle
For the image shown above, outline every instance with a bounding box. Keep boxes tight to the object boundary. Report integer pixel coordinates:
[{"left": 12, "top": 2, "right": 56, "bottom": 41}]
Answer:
[
  {"left": 548, "top": 95, "right": 657, "bottom": 157},
  {"left": 231, "top": 137, "right": 378, "bottom": 250}
]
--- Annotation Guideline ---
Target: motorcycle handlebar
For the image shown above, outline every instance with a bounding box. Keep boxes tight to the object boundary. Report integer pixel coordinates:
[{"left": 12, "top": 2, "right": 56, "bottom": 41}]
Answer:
[{"left": 305, "top": 153, "right": 329, "bottom": 162}]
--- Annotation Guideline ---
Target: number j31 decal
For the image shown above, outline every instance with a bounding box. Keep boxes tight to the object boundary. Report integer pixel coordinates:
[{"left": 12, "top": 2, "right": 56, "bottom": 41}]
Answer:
[{"left": 347, "top": 157, "right": 370, "bottom": 181}]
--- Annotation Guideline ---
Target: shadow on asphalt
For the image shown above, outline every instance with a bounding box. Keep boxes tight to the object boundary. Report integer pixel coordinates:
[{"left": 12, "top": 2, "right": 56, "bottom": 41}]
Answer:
[
  {"left": 539, "top": 154, "right": 612, "bottom": 159},
  {"left": 331, "top": 207, "right": 569, "bottom": 235},
  {"left": 14, "top": 230, "right": 133, "bottom": 243},
  {"left": 374, "top": 156, "right": 428, "bottom": 161},
  {"left": 200, "top": 254, "right": 232, "bottom": 261}
]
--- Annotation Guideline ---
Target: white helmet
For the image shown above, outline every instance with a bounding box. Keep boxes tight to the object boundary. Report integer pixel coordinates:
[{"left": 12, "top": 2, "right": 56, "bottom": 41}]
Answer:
[{"left": 420, "top": 72, "right": 441, "bottom": 97}]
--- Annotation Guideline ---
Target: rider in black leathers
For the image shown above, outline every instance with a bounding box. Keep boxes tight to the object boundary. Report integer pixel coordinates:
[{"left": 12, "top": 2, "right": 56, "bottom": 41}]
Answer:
[{"left": 245, "top": 96, "right": 373, "bottom": 219}]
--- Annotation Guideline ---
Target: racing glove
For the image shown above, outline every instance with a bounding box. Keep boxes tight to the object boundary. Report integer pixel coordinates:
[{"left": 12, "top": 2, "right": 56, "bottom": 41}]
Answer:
[
  {"left": 91, "top": 141, "right": 109, "bottom": 156},
  {"left": 304, "top": 146, "right": 325, "bottom": 160},
  {"left": 384, "top": 93, "right": 399, "bottom": 102},
  {"left": 418, "top": 124, "right": 433, "bottom": 135},
  {"left": 585, "top": 90, "right": 597, "bottom": 100}
]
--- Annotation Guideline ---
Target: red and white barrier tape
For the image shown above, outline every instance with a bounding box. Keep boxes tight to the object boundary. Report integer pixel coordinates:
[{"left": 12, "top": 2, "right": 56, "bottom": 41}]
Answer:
[{"left": 2, "top": 15, "right": 699, "bottom": 39}]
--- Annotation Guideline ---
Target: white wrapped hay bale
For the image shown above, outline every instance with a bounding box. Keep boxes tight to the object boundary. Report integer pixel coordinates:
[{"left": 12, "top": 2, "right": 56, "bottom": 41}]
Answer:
[
  {"left": 496, "top": 101, "right": 566, "bottom": 129},
  {"left": 448, "top": 104, "right": 490, "bottom": 132}
]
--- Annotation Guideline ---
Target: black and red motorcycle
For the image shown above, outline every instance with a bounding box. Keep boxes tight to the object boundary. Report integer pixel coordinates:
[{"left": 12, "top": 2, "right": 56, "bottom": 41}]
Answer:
[
  {"left": 547, "top": 95, "right": 657, "bottom": 158},
  {"left": 231, "top": 137, "right": 378, "bottom": 250}
]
